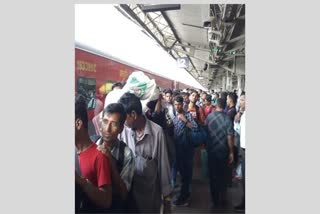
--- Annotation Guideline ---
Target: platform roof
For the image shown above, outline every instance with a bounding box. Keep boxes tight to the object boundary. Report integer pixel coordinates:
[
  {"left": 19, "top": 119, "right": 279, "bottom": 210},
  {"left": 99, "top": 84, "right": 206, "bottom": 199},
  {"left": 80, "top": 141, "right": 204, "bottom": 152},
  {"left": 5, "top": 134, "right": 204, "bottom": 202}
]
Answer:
[
  {"left": 117, "top": 4, "right": 245, "bottom": 90},
  {"left": 75, "top": 4, "right": 206, "bottom": 90}
]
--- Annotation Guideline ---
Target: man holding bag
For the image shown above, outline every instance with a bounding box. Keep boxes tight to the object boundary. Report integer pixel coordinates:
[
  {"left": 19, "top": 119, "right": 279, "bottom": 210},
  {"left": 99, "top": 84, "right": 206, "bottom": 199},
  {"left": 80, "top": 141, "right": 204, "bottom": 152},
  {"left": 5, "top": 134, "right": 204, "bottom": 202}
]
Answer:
[{"left": 172, "top": 95, "right": 198, "bottom": 206}]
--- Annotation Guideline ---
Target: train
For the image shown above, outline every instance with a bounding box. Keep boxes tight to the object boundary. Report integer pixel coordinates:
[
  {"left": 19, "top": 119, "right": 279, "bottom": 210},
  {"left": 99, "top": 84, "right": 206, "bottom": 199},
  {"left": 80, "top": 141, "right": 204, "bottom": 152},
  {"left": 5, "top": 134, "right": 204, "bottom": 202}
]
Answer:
[{"left": 75, "top": 43, "right": 193, "bottom": 100}]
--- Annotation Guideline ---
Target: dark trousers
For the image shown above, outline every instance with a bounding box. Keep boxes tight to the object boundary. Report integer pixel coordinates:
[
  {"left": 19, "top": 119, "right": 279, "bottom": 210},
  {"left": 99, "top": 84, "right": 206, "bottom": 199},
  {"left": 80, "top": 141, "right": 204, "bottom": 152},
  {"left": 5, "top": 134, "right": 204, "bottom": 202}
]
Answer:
[
  {"left": 240, "top": 148, "right": 245, "bottom": 205},
  {"left": 207, "top": 151, "right": 228, "bottom": 206},
  {"left": 176, "top": 142, "right": 194, "bottom": 199}
]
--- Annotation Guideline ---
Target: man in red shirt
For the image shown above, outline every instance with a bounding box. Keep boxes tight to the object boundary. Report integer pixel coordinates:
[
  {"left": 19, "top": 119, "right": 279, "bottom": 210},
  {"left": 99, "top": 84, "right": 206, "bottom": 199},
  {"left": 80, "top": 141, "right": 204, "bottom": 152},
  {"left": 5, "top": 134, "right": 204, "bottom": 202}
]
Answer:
[{"left": 75, "top": 96, "right": 112, "bottom": 212}]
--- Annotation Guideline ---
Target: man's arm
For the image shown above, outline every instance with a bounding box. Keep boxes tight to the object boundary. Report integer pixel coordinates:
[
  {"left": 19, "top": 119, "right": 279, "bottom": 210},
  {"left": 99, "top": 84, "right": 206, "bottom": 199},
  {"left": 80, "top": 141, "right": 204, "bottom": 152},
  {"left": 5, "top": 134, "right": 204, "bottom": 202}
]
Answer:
[
  {"left": 75, "top": 172, "right": 112, "bottom": 208},
  {"left": 226, "top": 117, "right": 235, "bottom": 165},
  {"left": 119, "top": 147, "right": 135, "bottom": 194},
  {"left": 97, "top": 146, "right": 129, "bottom": 200},
  {"left": 227, "top": 135, "right": 234, "bottom": 165},
  {"left": 157, "top": 130, "right": 172, "bottom": 198},
  {"left": 177, "top": 113, "right": 191, "bottom": 129},
  {"left": 187, "top": 113, "right": 198, "bottom": 129},
  {"left": 154, "top": 94, "right": 163, "bottom": 113}
]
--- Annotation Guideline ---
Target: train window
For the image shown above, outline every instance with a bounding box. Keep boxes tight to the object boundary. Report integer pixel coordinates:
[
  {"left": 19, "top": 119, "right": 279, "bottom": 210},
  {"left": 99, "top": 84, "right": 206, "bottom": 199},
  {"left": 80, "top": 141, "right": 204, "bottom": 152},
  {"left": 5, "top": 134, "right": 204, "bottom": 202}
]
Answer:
[{"left": 77, "top": 77, "right": 96, "bottom": 109}]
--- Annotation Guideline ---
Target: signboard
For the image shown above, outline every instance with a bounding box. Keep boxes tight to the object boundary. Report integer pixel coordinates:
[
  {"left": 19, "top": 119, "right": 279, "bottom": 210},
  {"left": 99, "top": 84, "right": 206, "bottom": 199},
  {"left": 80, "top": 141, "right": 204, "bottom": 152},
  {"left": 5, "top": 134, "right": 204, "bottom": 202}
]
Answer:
[{"left": 177, "top": 57, "right": 189, "bottom": 69}]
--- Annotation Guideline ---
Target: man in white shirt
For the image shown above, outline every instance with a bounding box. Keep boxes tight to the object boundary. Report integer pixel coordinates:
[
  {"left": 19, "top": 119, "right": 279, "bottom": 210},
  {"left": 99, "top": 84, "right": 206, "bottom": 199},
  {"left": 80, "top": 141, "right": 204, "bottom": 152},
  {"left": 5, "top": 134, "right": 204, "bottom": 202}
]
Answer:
[
  {"left": 118, "top": 92, "right": 172, "bottom": 213},
  {"left": 234, "top": 92, "right": 245, "bottom": 212}
]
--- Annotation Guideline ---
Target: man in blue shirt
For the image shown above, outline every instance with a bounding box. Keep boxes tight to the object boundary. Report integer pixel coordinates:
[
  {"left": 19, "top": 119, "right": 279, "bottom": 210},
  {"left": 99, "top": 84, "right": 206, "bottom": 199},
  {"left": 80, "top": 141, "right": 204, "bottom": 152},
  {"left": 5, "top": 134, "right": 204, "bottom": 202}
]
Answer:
[{"left": 172, "top": 95, "right": 198, "bottom": 206}]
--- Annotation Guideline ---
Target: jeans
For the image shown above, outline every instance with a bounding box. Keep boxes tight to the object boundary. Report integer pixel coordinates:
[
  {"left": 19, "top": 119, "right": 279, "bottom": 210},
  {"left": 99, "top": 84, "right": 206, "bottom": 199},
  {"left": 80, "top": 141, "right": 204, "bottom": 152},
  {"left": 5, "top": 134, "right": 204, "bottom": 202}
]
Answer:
[{"left": 175, "top": 140, "right": 194, "bottom": 199}]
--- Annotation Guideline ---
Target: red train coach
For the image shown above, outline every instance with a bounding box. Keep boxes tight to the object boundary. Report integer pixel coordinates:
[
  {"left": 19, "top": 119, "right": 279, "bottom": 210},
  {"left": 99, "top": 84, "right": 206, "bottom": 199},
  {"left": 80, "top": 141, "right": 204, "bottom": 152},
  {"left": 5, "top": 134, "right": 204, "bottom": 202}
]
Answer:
[{"left": 75, "top": 43, "right": 192, "bottom": 101}]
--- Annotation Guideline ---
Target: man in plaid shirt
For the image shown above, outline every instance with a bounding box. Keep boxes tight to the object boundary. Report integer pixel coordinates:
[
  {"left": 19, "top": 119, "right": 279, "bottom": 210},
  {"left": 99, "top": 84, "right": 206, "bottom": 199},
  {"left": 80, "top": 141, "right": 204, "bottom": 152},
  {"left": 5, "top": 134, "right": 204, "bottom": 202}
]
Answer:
[
  {"left": 172, "top": 95, "right": 198, "bottom": 206},
  {"left": 206, "top": 98, "right": 234, "bottom": 209}
]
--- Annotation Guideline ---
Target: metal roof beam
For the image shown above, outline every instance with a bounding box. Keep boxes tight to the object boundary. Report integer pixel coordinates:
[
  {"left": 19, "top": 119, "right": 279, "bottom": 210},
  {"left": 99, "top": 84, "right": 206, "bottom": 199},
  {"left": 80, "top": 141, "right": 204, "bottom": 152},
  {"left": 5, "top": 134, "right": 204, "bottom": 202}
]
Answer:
[
  {"left": 225, "top": 34, "right": 245, "bottom": 44},
  {"left": 138, "top": 7, "right": 167, "bottom": 44},
  {"left": 222, "top": 54, "right": 245, "bottom": 61},
  {"left": 120, "top": 5, "right": 175, "bottom": 59},
  {"left": 161, "top": 11, "right": 198, "bottom": 74},
  {"left": 140, "top": 4, "right": 181, "bottom": 13},
  {"left": 174, "top": 43, "right": 210, "bottom": 53},
  {"left": 120, "top": 5, "right": 162, "bottom": 43},
  {"left": 174, "top": 48, "right": 218, "bottom": 66}
]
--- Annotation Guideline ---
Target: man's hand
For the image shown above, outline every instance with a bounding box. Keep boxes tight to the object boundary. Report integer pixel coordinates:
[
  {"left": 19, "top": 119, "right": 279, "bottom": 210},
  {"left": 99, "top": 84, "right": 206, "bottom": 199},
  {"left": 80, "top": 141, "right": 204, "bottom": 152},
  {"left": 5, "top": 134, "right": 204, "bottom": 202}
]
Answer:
[
  {"left": 75, "top": 171, "right": 87, "bottom": 186},
  {"left": 228, "top": 153, "right": 234, "bottom": 165},
  {"left": 234, "top": 112, "right": 241, "bottom": 122},
  {"left": 178, "top": 113, "right": 193, "bottom": 128},
  {"left": 186, "top": 122, "right": 193, "bottom": 129},
  {"left": 177, "top": 113, "right": 187, "bottom": 122},
  {"left": 97, "top": 144, "right": 111, "bottom": 158}
]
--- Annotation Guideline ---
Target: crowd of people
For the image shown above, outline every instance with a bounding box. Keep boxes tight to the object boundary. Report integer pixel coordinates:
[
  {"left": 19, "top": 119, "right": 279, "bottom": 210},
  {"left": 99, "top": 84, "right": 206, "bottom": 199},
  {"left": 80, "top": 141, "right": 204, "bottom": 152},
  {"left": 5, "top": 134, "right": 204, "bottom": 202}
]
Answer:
[{"left": 75, "top": 73, "right": 246, "bottom": 213}]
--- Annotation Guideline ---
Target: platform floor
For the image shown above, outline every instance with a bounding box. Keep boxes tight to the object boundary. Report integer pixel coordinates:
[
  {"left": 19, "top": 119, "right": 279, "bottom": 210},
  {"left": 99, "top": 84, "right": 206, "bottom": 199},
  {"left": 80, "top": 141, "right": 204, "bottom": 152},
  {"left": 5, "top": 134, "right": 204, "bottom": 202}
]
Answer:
[{"left": 170, "top": 147, "right": 244, "bottom": 214}]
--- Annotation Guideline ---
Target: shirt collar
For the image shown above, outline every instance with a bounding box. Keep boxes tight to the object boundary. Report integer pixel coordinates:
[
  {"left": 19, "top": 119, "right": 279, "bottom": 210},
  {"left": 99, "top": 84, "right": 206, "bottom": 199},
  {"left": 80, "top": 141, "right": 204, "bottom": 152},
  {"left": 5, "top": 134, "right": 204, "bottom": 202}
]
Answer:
[
  {"left": 96, "top": 137, "right": 120, "bottom": 152},
  {"left": 142, "top": 117, "right": 153, "bottom": 137},
  {"left": 126, "top": 116, "right": 153, "bottom": 139}
]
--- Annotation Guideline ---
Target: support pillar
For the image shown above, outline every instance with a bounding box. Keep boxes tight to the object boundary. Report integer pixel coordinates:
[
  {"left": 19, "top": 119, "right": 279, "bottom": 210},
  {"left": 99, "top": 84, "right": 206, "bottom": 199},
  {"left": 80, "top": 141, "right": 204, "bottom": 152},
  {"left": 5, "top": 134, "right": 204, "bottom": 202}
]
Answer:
[
  {"left": 226, "top": 71, "right": 233, "bottom": 91},
  {"left": 237, "top": 74, "right": 245, "bottom": 92},
  {"left": 222, "top": 76, "right": 226, "bottom": 91},
  {"left": 237, "top": 74, "right": 242, "bottom": 90}
]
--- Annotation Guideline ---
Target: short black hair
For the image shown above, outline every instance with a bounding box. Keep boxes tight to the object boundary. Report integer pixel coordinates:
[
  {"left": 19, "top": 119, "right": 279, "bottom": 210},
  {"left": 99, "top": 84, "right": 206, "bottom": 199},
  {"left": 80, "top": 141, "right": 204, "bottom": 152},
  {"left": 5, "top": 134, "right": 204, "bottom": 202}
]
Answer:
[
  {"left": 181, "top": 92, "right": 190, "bottom": 97},
  {"left": 240, "top": 91, "right": 246, "bottom": 96},
  {"left": 228, "top": 92, "right": 237, "bottom": 104},
  {"left": 118, "top": 92, "right": 142, "bottom": 115},
  {"left": 217, "top": 98, "right": 226, "bottom": 110},
  {"left": 112, "top": 82, "right": 123, "bottom": 90},
  {"left": 189, "top": 89, "right": 198, "bottom": 96},
  {"left": 220, "top": 92, "right": 228, "bottom": 100},
  {"left": 75, "top": 95, "right": 88, "bottom": 129},
  {"left": 205, "top": 95, "right": 212, "bottom": 102},
  {"left": 163, "top": 88, "right": 173, "bottom": 95},
  {"left": 102, "top": 103, "right": 127, "bottom": 127},
  {"left": 146, "top": 99, "right": 157, "bottom": 111},
  {"left": 173, "top": 90, "right": 180, "bottom": 97},
  {"left": 174, "top": 95, "right": 184, "bottom": 103}
]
